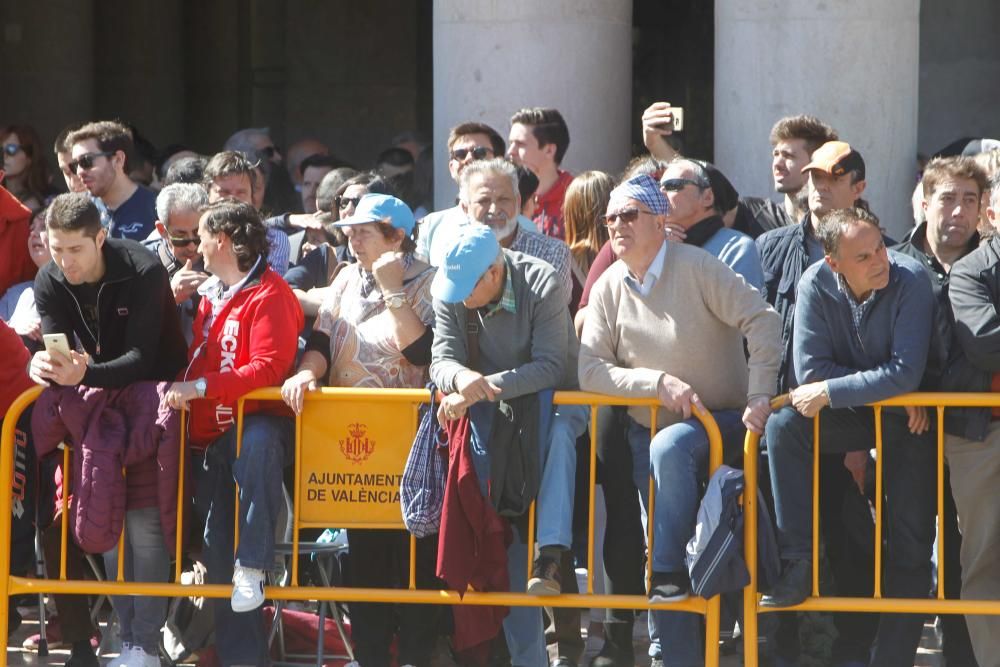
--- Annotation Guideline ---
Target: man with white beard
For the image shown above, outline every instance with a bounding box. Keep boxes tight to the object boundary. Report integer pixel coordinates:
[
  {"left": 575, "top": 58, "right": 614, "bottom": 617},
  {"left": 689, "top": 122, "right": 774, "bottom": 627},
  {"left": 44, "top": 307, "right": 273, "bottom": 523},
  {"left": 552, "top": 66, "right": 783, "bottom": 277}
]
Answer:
[{"left": 458, "top": 158, "right": 572, "bottom": 306}]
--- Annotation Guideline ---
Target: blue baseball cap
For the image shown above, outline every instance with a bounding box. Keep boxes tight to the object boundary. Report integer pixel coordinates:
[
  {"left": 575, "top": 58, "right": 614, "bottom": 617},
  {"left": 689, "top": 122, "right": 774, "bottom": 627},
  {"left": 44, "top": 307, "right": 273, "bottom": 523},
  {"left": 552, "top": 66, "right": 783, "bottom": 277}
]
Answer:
[
  {"left": 431, "top": 224, "right": 501, "bottom": 303},
  {"left": 333, "top": 193, "right": 415, "bottom": 235}
]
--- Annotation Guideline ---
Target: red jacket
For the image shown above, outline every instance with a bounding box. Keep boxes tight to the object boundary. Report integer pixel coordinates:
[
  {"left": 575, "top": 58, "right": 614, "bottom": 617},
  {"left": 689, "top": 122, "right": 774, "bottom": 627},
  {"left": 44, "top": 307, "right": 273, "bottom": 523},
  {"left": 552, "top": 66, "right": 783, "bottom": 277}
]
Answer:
[
  {"left": 0, "top": 186, "right": 35, "bottom": 297},
  {"left": 0, "top": 320, "right": 33, "bottom": 416},
  {"left": 184, "top": 263, "right": 303, "bottom": 447},
  {"left": 437, "top": 416, "right": 510, "bottom": 662}
]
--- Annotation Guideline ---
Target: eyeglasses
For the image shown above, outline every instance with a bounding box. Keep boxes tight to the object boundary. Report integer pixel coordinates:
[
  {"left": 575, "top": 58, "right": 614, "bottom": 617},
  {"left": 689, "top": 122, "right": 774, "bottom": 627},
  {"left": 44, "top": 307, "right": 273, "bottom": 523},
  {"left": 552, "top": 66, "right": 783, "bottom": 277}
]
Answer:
[
  {"left": 603, "top": 208, "right": 652, "bottom": 227},
  {"left": 258, "top": 146, "right": 280, "bottom": 159},
  {"left": 67, "top": 152, "right": 114, "bottom": 173},
  {"left": 450, "top": 146, "right": 492, "bottom": 161},
  {"left": 2, "top": 144, "right": 23, "bottom": 157},
  {"left": 168, "top": 235, "right": 200, "bottom": 248},
  {"left": 659, "top": 177, "right": 709, "bottom": 192},
  {"left": 337, "top": 196, "right": 362, "bottom": 210}
]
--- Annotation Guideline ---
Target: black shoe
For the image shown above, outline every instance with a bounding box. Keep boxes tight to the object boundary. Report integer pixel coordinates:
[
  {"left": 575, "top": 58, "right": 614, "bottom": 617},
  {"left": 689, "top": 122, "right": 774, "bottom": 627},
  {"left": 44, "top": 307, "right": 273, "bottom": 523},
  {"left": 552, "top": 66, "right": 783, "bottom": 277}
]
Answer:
[
  {"left": 64, "top": 650, "right": 99, "bottom": 667},
  {"left": 527, "top": 555, "right": 561, "bottom": 595},
  {"left": 647, "top": 571, "right": 690, "bottom": 603},
  {"left": 759, "top": 559, "right": 811, "bottom": 608},
  {"left": 588, "top": 621, "right": 635, "bottom": 667}
]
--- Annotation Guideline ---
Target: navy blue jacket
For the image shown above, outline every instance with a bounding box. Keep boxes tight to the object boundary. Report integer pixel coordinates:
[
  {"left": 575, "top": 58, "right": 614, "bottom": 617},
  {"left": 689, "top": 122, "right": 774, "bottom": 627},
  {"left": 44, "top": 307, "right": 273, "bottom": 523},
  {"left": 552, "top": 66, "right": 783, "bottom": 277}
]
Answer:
[{"left": 793, "top": 251, "right": 934, "bottom": 408}]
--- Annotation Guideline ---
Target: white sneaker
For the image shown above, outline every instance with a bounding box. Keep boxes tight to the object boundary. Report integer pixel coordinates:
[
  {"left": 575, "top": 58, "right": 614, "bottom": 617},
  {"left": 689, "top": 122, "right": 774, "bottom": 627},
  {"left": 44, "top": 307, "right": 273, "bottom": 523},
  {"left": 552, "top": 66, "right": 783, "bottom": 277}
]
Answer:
[
  {"left": 231, "top": 562, "right": 266, "bottom": 612},
  {"left": 127, "top": 646, "right": 162, "bottom": 667},
  {"left": 108, "top": 643, "right": 134, "bottom": 667}
]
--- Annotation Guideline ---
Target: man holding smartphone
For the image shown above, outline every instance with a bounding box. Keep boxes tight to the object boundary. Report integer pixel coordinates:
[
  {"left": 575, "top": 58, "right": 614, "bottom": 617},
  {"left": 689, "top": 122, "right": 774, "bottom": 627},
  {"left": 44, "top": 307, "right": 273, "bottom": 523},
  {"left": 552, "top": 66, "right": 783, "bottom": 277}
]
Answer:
[{"left": 29, "top": 191, "right": 186, "bottom": 389}]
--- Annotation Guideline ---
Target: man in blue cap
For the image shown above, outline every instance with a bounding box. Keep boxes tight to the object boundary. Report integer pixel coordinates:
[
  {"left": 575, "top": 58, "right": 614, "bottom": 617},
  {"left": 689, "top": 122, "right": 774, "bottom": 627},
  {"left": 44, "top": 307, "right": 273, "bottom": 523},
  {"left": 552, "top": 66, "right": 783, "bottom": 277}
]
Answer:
[{"left": 430, "top": 224, "right": 579, "bottom": 667}]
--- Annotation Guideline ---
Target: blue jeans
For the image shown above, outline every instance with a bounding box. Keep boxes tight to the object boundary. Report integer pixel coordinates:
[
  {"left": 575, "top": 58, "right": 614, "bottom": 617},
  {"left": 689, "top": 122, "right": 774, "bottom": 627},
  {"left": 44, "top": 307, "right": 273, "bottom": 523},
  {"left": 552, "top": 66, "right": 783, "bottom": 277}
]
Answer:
[
  {"left": 766, "top": 405, "right": 935, "bottom": 667},
  {"left": 626, "top": 410, "right": 746, "bottom": 665},
  {"left": 102, "top": 507, "right": 170, "bottom": 654},
  {"left": 195, "top": 414, "right": 294, "bottom": 667},
  {"left": 537, "top": 404, "right": 589, "bottom": 549}
]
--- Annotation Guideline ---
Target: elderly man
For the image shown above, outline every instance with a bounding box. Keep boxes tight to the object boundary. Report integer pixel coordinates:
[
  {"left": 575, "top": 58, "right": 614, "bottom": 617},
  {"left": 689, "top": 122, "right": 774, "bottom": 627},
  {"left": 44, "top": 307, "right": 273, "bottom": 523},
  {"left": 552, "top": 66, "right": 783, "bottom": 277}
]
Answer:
[
  {"left": 944, "top": 173, "right": 1000, "bottom": 666},
  {"left": 431, "top": 224, "right": 580, "bottom": 667},
  {"left": 579, "top": 175, "right": 781, "bottom": 667},
  {"left": 762, "top": 207, "right": 936, "bottom": 667},
  {"left": 658, "top": 158, "right": 763, "bottom": 290},
  {"left": 144, "top": 183, "right": 210, "bottom": 344},
  {"left": 451, "top": 158, "right": 573, "bottom": 305}
]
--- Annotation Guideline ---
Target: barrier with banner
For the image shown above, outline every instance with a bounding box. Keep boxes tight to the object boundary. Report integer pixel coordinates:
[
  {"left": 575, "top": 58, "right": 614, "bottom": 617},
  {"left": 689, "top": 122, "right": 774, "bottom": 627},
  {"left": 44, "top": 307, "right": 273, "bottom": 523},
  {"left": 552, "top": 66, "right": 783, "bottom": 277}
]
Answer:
[{"left": 0, "top": 386, "right": 724, "bottom": 667}]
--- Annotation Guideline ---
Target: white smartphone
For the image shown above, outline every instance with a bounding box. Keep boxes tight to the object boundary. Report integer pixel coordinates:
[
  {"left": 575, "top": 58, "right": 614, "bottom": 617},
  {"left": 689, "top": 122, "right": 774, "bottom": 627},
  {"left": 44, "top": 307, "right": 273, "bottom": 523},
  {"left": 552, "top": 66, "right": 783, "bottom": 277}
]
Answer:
[{"left": 42, "top": 333, "right": 72, "bottom": 358}]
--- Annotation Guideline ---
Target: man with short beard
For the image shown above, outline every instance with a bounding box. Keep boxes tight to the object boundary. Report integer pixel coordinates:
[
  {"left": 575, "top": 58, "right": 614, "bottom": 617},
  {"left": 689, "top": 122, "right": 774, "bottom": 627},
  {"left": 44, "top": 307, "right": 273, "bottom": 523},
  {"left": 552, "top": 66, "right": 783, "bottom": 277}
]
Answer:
[
  {"left": 457, "top": 158, "right": 572, "bottom": 306},
  {"left": 66, "top": 121, "right": 157, "bottom": 241}
]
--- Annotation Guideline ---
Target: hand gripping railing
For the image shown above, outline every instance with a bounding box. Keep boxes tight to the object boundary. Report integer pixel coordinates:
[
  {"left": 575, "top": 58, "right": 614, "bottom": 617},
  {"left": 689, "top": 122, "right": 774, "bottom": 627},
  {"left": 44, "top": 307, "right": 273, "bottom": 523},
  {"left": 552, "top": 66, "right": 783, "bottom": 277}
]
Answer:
[
  {"left": 0, "top": 387, "right": 725, "bottom": 666},
  {"left": 742, "top": 392, "right": 1000, "bottom": 667}
]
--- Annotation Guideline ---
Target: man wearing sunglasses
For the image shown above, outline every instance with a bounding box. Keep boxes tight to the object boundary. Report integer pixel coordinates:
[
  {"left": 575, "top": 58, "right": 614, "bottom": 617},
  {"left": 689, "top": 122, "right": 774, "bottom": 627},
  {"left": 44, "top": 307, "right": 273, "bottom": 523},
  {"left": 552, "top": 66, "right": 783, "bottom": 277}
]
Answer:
[
  {"left": 579, "top": 174, "right": 780, "bottom": 667},
  {"left": 144, "top": 183, "right": 210, "bottom": 345},
  {"left": 658, "top": 159, "right": 764, "bottom": 291},
  {"left": 65, "top": 121, "right": 158, "bottom": 242},
  {"left": 416, "top": 122, "right": 536, "bottom": 267}
]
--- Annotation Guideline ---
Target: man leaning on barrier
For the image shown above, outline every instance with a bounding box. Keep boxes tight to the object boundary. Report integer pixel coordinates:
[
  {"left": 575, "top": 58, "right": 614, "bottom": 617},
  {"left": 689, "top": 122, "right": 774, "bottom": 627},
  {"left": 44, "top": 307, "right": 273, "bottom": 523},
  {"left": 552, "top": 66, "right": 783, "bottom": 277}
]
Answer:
[
  {"left": 578, "top": 175, "right": 781, "bottom": 667},
  {"left": 944, "top": 172, "right": 1000, "bottom": 667},
  {"left": 430, "top": 223, "right": 580, "bottom": 667},
  {"left": 164, "top": 199, "right": 303, "bottom": 667},
  {"left": 762, "top": 207, "right": 937, "bottom": 667},
  {"left": 30, "top": 192, "right": 187, "bottom": 667}
]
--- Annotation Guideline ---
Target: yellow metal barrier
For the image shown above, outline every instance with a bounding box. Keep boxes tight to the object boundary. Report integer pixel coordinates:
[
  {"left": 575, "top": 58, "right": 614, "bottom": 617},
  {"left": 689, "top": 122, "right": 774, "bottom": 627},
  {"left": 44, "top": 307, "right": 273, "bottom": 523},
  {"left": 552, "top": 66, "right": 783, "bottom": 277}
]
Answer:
[
  {"left": 0, "top": 386, "right": 725, "bottom": 665},
  {"left": 742, "top": 393, "right": 1000, "bottom": 667}
]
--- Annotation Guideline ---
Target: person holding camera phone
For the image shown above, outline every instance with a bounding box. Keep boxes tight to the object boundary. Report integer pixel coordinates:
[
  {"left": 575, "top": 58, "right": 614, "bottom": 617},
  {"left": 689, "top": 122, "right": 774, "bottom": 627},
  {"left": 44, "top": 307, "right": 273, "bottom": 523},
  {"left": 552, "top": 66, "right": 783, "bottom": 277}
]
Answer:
[{"left": 29, "top": 191, "right": 186, "bottom": 667}]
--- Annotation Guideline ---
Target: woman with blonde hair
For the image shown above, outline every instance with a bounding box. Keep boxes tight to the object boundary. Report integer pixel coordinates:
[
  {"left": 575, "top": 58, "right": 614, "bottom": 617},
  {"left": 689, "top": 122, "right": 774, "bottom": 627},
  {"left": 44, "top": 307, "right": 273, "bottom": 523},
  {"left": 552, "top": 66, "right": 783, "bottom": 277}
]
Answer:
[{"left": 563, "top": 170, "right": 613, "bottom": 312}]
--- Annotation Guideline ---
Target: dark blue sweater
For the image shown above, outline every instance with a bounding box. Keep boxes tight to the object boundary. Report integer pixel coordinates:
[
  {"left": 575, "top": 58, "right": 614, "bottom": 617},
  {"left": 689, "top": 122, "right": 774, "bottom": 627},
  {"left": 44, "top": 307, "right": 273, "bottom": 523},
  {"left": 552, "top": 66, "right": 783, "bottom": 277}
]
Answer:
[{"left": 792, "top": 250, "right": 934, "bottom": 408}]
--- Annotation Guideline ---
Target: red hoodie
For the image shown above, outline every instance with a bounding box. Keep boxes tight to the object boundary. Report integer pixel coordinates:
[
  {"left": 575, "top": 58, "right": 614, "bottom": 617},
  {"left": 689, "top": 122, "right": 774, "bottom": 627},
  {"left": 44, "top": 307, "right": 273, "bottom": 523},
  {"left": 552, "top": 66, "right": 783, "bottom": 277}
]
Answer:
[
  {"left": 0, "top": 320, "right": 33, "bottom": 416},
  {"left": 183, "top": 264, "right": 303, "bottom": 447},
  {"left": 0, "top": 186, "right": 35, "bottom": 297}
]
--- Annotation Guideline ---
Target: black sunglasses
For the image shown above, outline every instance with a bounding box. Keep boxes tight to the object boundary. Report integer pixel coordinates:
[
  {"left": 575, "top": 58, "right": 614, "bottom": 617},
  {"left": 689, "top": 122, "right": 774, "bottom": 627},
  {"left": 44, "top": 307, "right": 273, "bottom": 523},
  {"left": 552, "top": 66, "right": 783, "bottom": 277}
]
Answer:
[
  {"left": 450, "top": 146, "right": 492, "bottom": 161},
  {"left": 337, "top": 196, "right": 362, "bottom": 210},
  {"left": 258, "top": 146, "right": 280, "bottom": 159},
  {"left": 169, "top": 235, "right": 200, "bottom": 248},
  {"left": 603, "top": 207, "right": 651, "bottom": 227},
  {"left": 2, "top": 143, "right": 23, "bottom": 157},
  {"left": 68, "top": 151, "right": 115, "bottom": 173},
  {"left": 659, "top": 177, "right": 709, "bottom": 192}
]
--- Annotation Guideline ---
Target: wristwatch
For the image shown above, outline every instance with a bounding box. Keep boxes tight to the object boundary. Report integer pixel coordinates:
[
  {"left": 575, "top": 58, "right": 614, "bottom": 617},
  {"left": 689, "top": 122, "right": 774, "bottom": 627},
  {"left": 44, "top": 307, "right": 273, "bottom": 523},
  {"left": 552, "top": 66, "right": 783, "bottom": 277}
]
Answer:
[
  {"left": 384, "top": 293, "right": 408, "bottom": 309},
  {"left": 194, "top": 378, "right": 207, "bottom": 398}
]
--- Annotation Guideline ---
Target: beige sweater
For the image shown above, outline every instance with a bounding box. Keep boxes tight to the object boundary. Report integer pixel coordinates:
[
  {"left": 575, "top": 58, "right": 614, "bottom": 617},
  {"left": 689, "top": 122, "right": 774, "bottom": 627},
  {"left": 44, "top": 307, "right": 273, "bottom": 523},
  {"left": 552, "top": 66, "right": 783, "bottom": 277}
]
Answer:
[{"left": 579, "top": 242, "right": 781, "bottom": 428}]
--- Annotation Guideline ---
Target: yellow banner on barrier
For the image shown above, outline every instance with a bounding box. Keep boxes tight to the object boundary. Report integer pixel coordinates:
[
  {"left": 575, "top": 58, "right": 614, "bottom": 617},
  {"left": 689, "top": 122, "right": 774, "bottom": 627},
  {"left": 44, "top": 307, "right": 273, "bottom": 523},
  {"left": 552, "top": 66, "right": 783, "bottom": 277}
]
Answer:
[{"left": 296, "top": 399, "right": 417, "bottom": 527}]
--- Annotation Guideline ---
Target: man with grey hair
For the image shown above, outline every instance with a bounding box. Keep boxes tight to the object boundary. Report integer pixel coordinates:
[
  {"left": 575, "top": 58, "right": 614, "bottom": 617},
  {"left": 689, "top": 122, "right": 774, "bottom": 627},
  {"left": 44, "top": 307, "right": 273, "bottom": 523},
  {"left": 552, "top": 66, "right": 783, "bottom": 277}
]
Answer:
[
  {"left": 942, "top": 173, "right": 1000, "bottom": 665},
  {"left": 428, "top": 158, "right": 572, "bottom": 305},
  {"left": 145, "top": 183, "right": 210, "bottom": 343}
]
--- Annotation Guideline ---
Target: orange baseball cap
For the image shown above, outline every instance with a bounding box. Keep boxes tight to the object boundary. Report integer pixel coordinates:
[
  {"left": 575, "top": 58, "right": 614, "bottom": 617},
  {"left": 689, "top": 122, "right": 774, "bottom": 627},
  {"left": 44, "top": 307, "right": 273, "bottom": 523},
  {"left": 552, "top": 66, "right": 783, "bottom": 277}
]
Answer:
[{"left": 802, "top": 141, "right": 866, "bottom": 180}]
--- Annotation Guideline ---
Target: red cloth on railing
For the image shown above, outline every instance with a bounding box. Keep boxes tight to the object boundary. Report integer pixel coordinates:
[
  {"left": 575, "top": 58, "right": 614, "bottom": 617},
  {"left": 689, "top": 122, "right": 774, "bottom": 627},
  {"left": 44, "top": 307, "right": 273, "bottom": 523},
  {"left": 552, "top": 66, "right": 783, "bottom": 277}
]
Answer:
[{"left": 436, "top": 415, "right": 510, "bottom": 665}]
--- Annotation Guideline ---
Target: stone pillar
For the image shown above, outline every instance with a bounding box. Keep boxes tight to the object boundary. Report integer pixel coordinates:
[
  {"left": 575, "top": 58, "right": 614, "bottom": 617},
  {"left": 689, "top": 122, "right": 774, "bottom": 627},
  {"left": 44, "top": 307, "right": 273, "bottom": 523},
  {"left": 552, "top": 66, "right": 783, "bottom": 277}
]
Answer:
[
  {"left": 714, "top": 0, "right": 921, "bottom": 238},
  {"left": 432, "top": 0, "right": 632, "bottom": 209}
]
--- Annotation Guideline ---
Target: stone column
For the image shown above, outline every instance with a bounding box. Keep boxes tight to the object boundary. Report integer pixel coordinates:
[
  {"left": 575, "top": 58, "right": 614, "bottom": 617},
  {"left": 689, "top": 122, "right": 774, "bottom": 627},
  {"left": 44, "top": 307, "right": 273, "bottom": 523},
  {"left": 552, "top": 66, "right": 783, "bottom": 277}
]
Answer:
[
  {"left": 432, "top": 0, "right": 632, "bottom": 209},
  {"left": 714, "top": 0, "right": 921, "bottom": 238}
]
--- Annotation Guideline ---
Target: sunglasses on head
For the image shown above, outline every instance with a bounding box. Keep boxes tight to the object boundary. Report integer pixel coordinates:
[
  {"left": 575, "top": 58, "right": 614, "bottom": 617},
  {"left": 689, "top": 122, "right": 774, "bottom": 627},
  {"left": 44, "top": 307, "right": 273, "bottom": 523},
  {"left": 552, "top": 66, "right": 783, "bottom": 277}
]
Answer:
[
  {"left": 659, "top": 177, "right": 708, "bottom": 192},
  {"left": 603, "top": 207, "right": 651, "bottom": 227},
  {"left": 168, "top": 235, "right": 200, "bottom": 248},
  {"left": 337, "top": 196, "right": 362, "bottom": 210},
  {"left": 450, "top": 146, "right": 492, "bottom": 161},
  {"left": 68, "top": 151, "right": 115, "bottom": 173},
  {"left": 2, "top": 144, "right": 23, "bottom": 157}
]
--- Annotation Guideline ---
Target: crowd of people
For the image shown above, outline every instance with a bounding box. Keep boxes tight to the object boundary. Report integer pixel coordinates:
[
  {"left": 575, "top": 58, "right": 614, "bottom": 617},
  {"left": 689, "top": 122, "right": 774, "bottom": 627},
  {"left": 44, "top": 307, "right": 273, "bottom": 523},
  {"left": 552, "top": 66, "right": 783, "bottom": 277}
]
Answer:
[{"left": 0, "top": 107, "right": 999, "bottom": 667}]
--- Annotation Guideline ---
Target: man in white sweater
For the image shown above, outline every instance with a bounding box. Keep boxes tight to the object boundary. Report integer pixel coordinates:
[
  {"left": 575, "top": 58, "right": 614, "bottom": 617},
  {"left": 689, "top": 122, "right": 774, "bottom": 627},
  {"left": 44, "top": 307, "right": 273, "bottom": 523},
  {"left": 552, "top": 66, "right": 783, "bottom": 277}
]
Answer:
[{"left": 579, "top": 175, "right": 781, "bottom": 667}]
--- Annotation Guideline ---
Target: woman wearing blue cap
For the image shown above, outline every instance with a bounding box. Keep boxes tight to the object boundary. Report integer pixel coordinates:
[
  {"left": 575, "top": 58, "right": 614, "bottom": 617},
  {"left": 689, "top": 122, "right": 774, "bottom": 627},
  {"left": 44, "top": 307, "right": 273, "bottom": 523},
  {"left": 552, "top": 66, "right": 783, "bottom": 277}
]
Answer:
[{"left": 280, "top": 193, "right": 443, "bottom": 667}]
